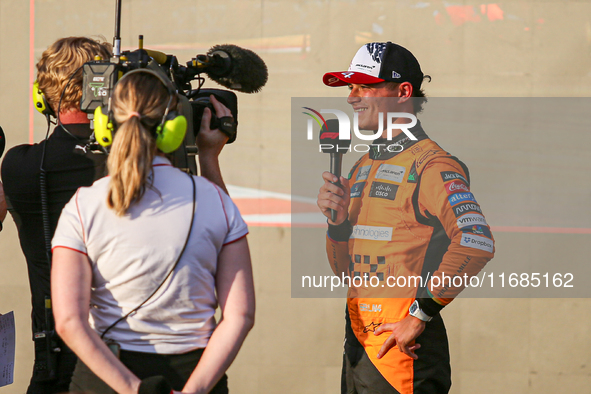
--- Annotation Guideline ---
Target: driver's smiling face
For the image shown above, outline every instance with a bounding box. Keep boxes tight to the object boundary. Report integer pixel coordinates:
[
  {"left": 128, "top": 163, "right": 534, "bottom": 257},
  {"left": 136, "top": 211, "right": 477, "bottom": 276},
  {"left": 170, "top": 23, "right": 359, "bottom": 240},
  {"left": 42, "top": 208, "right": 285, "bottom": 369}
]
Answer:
[{"left": 346, "top": 82, "right": 400, "bottom": 131}]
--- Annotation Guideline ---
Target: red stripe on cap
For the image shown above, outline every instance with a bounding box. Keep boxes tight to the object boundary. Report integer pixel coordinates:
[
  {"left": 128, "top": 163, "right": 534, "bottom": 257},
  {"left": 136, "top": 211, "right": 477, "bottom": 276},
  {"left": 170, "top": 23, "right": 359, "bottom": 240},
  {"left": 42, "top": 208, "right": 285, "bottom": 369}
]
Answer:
[{"left": 323, "top": 71, "right": 385, "bottom": 86}]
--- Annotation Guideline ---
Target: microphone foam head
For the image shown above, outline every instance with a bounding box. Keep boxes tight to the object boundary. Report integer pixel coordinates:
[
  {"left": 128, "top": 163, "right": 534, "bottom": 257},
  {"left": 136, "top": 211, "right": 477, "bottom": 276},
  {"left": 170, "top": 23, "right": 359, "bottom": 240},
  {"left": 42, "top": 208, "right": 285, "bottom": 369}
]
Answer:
[
  {"left": 319, "top": 119, "right": 351, "bottom": 154},
  {"left": 206, "top": 44, "right": 268, "bottom": 94},
  {"left": 0, "top": 126, "right": 5, "bottom": 159}
]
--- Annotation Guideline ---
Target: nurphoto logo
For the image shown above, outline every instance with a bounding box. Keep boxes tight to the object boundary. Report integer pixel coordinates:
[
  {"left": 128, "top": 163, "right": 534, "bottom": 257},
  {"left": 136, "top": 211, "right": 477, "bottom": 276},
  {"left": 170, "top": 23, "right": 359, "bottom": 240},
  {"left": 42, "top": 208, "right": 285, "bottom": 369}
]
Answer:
[{"left": 302, "top": 107, "right": 418, "bottom": 153}]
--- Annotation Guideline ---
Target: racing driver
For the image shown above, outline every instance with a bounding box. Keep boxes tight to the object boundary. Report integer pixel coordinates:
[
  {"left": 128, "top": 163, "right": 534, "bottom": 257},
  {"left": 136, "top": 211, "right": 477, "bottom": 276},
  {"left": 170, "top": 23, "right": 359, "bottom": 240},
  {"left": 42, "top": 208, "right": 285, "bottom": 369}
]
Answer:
[{"left": 316, "top": 42, "right": 495, "bottom": 394}]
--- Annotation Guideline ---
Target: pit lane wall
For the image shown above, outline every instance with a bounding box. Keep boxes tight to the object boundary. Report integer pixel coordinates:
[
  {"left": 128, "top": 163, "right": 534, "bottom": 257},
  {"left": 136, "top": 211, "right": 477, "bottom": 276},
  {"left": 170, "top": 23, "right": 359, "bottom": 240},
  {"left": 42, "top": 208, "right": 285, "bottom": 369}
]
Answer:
[{"left": 1, "top": 1, "right": 590, "bottom": 393}]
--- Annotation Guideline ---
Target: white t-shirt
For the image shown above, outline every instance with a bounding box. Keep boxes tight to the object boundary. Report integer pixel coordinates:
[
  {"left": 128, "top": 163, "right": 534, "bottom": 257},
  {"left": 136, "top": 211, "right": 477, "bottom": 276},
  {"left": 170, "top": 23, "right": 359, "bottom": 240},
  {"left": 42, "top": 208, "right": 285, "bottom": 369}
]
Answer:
[{"left": 52, "top": 156, "right": 248, "bottom": 354}]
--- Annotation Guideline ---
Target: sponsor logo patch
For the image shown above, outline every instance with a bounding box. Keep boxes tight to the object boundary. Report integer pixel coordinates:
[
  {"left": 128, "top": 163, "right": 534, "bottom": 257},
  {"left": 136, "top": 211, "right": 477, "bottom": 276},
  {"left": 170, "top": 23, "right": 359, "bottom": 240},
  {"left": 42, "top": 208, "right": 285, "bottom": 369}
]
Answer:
[
  {"left": 462, "top": 225, "right": 492, "bottom": 238},
  {"left": 363, "top": 321, "right": 382, "bottom": 333},
  {"left": 375, "top": 164, "right": 406, "bottom": 183},
  {"left": 350, "top": 225, "right": 393, "bottom": 241},
  {"left": 460, "top": 233, "right": 494, "bottom": 253},
  {"left": 369, "top": 181, "right": 398, "bottom": 201},
  {"left": 359, "top": 303, "right": 382, "bottom": 313},
  {"left": 448, "top": 192, "right": 477, "bottom": 206},
  {"left": 453, "top": 202, "right": 482, "bottom": 217},
  {"left": 350, "top": 182, "right": 366, "bottom": 198},
  {"left": 440, "top": 171, "right": 468, "bottom": 185},
  {"left": 445, "top": 180, "right": 470, "bottom": 195},
  {"left": 356, "top": 165, "right": 371, "bottom": 181},
  {"left": 456, "top": 213, "right": 488, "bottom": 228}
]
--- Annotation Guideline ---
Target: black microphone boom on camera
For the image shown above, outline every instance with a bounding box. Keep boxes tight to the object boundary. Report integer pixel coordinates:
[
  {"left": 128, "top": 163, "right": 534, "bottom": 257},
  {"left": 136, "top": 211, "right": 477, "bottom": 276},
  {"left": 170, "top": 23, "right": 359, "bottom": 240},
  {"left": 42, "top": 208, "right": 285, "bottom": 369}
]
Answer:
[
  {"left": 319, "top": 119, "right": 351, "bottom": 222},
  {"left": 0, "top": 126, "right": 5, "bottom": 159},
  {"left": 191, "top": 44, "right": 268, "bottom": 94}
]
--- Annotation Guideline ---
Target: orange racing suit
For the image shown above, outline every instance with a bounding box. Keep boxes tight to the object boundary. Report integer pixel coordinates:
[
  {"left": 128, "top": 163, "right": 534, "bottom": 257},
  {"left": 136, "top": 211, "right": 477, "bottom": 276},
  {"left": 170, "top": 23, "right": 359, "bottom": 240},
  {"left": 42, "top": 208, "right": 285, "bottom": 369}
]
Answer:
[{"left": 326, "top": 123, "right": 495, "bottom": 393}]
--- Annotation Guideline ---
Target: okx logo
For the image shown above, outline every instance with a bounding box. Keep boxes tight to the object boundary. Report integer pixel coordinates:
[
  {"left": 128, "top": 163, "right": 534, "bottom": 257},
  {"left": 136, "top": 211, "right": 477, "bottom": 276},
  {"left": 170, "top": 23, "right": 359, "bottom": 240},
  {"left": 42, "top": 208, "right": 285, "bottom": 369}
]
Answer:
[{"left": 302, "top": 107, "right": 418, "bottom": 153}]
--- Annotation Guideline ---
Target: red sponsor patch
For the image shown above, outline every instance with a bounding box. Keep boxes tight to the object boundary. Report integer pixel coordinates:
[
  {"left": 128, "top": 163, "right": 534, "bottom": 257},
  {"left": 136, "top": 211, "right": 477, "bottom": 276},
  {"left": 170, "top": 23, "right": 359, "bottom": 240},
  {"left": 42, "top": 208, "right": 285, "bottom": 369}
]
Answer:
[{"left": 445, "top": 180, "right": 470, "bottom": 195}]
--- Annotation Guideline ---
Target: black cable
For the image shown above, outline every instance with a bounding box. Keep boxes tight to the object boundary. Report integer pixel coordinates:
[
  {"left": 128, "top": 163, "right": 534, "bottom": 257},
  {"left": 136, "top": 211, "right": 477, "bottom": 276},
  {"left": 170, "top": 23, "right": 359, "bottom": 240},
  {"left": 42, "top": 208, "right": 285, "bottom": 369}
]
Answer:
[
  {"left": 36, "top": 67, "right": 87, "bottom": 379},
  {"left": 39, "top": 115, "right": 54, "bottom": 265},
  {"left": 38, "top": 66, "right": 85, "bottom": 266}
]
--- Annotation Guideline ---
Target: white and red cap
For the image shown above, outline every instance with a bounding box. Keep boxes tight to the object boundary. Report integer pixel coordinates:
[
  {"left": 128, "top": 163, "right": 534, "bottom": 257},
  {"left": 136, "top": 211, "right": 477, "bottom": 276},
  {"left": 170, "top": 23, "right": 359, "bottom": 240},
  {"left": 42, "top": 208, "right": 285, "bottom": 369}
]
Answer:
[{"left": 323, "top": 42, "right": 424, "bottom": 90}]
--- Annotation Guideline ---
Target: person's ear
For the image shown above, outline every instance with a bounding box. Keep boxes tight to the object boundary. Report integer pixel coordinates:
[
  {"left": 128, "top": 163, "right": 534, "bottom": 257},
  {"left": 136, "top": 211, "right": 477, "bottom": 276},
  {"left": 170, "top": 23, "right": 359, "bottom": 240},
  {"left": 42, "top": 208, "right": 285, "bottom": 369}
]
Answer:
[{"left": 398, "top": 82, "right": 413, "bottom": 99}]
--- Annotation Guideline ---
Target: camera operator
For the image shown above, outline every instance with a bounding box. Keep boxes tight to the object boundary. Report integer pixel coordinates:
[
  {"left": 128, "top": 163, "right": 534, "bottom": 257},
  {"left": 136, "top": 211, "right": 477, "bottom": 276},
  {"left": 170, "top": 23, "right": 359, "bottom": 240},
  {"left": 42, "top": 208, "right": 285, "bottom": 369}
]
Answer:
[{"left": 1, "top": 36, "right": 112, "bottom": 393}]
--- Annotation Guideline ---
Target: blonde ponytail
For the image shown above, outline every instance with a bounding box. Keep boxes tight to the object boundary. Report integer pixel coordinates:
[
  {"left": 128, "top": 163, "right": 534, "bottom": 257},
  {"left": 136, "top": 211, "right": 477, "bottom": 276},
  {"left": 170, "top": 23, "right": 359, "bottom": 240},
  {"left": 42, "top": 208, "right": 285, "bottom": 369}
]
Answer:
[
  {"left": 106, "top": 116, "right": 157, "bottom": 216},
  {"left": 106, "top": 73, "right": 173, "bottom": 216}
]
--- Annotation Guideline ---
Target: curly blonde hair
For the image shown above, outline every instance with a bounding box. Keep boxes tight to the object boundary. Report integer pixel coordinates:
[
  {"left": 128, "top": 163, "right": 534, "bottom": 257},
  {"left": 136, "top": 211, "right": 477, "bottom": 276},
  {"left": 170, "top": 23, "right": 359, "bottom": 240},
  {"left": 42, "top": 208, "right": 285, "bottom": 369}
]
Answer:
[{"left": 36, "top": 37, "right": 111, "bottom": 114}]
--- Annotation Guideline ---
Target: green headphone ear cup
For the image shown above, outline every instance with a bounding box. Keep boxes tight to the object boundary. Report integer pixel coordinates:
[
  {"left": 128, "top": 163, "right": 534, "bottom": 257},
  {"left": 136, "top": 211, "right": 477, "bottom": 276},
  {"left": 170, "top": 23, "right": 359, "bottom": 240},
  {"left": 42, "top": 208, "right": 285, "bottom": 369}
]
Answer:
[
  {"left": 156, "top": 114, "right": 187, "bottom": 153},
  {"left": 94, "top": 106, "right": 114, "bottom": 147},
  {"left": 32, "top": 81, "right": 54, "bottom": 116}
]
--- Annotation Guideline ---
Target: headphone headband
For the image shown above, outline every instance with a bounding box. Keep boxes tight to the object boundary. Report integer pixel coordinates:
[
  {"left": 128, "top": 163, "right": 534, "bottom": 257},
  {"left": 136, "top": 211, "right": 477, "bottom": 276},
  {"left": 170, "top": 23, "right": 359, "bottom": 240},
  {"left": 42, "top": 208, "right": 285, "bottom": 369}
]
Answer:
[
  {"left": 117, "top": 68, "right": 176, "bottom": 96},
  {"left": 94, "top": 67, "right": 187, "bottom": 153},
  {"left": 113, "top": 67, "right": 177, "bottom": 126}
]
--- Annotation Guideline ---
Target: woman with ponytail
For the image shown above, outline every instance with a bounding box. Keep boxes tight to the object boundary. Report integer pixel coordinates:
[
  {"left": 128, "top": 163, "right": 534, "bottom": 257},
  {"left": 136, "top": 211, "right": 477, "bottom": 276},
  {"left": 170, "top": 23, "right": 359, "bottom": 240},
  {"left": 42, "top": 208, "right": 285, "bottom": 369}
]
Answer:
[{"left": 50, "top": 71, "right": 255, "bottom": 394}]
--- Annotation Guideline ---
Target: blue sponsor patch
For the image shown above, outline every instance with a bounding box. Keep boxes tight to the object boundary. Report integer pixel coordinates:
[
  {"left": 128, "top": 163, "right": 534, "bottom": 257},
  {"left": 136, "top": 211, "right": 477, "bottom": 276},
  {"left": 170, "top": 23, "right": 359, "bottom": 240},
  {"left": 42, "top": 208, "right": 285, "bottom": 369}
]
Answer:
[
  {"left": 350, "top": 182, "right": 366, "bottom": 198},
  {"left": 448, "top": 192, "right": 477, "bottom": 206},
  {"left": 462, "top": 225, "right": 492, "bottom": 239}
]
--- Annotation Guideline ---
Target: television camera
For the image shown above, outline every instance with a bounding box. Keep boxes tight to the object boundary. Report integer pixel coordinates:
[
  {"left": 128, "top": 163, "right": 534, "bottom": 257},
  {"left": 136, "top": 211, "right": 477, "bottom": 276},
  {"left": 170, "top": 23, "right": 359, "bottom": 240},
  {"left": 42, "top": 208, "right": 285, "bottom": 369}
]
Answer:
[{"left": 80, "top": 0, "right": 268, "bottom": 174}]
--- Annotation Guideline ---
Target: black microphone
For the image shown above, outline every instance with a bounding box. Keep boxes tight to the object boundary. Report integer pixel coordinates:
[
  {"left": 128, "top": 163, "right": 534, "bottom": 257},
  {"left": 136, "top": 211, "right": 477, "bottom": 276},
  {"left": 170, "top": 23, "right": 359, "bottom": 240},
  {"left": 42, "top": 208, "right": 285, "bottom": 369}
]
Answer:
[
  {"left": 319, "top": 119, "right": 351, "bottom": 222},
  {"left": 198, "top": 44, "right": 268, "bottom": 94},
  {"left": 0, "top": 126, "right": 5, "bottom": 159}
]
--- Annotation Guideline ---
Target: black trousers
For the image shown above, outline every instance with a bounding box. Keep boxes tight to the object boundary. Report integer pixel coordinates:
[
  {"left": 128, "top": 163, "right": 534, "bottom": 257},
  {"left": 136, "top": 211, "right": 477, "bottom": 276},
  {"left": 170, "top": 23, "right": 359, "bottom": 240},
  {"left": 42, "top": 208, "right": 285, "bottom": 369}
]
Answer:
[{"left": 70, "top": 347, "right": 228, "bottom": 394}]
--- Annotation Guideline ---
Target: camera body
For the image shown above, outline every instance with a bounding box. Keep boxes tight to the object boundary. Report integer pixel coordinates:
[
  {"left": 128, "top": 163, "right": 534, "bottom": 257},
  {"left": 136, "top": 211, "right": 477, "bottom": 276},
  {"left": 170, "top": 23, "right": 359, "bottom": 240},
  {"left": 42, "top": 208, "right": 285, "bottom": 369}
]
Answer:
[
  {"left": 190, "top": 88, "right": 238, "bottom": 144},
  {"left": 80, "top": 46, "right": 241, "bottom": 174}
]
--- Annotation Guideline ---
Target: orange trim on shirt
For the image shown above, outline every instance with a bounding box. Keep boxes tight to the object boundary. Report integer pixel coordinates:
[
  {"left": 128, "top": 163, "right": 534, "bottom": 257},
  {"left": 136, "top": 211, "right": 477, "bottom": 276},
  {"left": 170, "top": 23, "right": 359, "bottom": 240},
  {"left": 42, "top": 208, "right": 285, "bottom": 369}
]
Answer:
[{"left": 51, "top": 245, "right": 88, "bottom": 256}]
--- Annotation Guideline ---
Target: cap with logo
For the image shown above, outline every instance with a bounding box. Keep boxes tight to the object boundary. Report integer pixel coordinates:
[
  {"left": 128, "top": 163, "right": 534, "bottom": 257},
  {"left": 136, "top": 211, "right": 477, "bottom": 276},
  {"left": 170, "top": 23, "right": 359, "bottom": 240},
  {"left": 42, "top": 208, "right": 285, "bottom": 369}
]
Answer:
[{"left": 323, "top": 42, "right": 424, "bottom": 91}]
